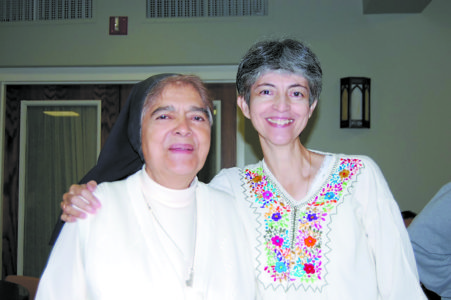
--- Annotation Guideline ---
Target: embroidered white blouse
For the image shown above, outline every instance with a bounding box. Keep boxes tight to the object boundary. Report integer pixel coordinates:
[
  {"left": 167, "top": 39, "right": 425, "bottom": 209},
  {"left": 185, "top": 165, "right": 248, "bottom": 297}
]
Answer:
[{"left": 210, "top": 152, "right": 426, "bottom": 300}]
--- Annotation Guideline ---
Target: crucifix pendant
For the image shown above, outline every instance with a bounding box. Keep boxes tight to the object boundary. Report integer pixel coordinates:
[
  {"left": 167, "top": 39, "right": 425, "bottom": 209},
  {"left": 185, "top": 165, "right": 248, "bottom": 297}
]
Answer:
[{"left": 185, "top": 267, "right": 194, "bottom": 287}]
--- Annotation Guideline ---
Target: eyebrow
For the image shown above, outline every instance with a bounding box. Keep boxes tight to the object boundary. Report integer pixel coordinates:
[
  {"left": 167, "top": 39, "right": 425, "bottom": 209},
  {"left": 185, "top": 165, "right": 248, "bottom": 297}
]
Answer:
[
  {"left": 150, "top": 105, "right": 209, "bottom": 117},
  {"left": 150, "top": 105, "right": 173, "bottom": 116},
  {"left": 255, "top": 83, "right": 309, "bottom": 90}
]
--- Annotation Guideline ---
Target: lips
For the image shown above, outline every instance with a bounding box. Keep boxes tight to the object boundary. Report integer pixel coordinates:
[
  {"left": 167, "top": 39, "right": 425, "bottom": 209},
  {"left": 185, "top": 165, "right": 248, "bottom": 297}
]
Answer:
[
  {"left": 169, "top": 144, "right": 194, "bottom": 152},
  {"left": 267, "top": 118, "right": 294, "bottom": 126}
]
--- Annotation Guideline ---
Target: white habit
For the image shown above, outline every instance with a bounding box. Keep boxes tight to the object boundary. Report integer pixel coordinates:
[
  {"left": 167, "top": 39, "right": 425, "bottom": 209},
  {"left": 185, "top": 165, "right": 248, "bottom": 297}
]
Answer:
[{"left": 36, "top": 168, "right": 255, "bottom": 300}]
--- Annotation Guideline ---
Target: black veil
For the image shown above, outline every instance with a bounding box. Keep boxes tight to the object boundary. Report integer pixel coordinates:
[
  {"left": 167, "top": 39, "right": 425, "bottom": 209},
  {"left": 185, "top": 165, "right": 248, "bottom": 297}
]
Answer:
[{"left": 49, "top": 73, "right": 178, "bottom": 245}]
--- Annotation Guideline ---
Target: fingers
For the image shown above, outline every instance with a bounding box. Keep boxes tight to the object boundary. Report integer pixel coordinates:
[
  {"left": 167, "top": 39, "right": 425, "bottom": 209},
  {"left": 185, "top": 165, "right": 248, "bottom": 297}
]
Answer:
[
  {"left": 67, "top": 183, "right": 101, "bottom": 211},
  {"left": 86, "top": 180, "right": 98, "bottom": 192},
  {"left": 60, "top": 202, "right": 80, "bottom": 223},
  {"left": 60, "top": 183, "right": 101, "bottom": 222},
  {"left": 81, "top": 181, "right": 101, "bottom": 209},
  {"left": 61, "top": 195, "right": 87, "bottom": 221}
]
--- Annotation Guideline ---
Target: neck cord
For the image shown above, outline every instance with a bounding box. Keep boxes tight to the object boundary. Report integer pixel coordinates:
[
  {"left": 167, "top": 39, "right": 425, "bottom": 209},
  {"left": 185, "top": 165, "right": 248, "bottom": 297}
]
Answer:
[{"left": 142, "top": 191, "right": 197, "bottom": 287}]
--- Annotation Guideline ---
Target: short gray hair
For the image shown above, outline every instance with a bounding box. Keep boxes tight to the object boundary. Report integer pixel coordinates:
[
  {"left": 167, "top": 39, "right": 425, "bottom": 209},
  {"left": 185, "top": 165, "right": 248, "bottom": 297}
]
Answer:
[{"left": 236, "top": 38, "right": 323, "bottom": 106}]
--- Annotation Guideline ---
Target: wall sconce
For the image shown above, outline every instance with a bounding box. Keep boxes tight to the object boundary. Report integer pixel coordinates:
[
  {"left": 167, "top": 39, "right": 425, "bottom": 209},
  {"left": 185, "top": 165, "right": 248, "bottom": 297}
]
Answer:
[{"left": 340, "top": 77, "right": 371, "bottom": 128}]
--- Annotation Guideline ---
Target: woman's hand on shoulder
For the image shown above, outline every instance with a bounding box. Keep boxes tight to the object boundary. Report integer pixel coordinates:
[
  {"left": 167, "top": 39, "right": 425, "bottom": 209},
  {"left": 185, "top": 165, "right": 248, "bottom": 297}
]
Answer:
[{"left": 60, "top": 180, "right": 101, "bottom": 222}]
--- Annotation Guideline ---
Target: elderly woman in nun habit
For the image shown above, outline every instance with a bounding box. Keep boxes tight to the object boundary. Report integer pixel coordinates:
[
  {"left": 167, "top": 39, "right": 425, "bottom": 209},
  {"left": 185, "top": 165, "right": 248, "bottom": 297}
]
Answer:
[
  {"left": 58, "top": 39, "right": 426, "bottom": 299},
  {"left": 36, "top": 74, "right": 255, "bottom": 300}
]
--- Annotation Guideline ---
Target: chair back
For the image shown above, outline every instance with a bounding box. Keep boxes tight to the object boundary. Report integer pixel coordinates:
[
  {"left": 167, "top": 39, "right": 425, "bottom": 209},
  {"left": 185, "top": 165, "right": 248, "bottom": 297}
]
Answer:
[{"left": 5, "top": 275, "right": 40, "bottom": 300}]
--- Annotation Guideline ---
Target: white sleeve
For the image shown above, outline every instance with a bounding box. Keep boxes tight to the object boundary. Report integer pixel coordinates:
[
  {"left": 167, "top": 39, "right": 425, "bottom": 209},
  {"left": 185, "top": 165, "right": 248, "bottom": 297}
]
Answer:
[
  {"left": 209, "top": 167, "right": 240, "bottom": 195},
  {"left": 35, "top": 222, "right": 87, "bottom": 300},
  {"left": 357, "top": 157, "right": 426, "bottom": 299}
]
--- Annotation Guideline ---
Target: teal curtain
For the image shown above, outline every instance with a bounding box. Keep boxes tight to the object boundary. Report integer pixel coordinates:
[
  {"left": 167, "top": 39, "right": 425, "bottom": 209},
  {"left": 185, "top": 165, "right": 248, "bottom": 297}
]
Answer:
[{"left": 22, "top": 103, "right": 98, "bottom": 277}]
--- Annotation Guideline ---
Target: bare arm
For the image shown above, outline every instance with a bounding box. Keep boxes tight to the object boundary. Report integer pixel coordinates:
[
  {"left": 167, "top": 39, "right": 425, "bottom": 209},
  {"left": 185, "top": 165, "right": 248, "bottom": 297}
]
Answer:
[{"left": 61, "top": 180, "right": 101, "bottom": 222}]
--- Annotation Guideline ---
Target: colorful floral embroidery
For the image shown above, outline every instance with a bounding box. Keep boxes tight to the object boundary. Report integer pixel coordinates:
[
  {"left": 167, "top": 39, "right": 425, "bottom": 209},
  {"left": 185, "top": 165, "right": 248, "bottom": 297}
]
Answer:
[{"left": 244, "top": 157, "right": 363, "bottom": 289}]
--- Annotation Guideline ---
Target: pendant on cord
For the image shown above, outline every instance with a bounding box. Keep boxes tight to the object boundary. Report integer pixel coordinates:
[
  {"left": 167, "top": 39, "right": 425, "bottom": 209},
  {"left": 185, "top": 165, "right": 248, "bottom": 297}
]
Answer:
[{"left": 186, "top": 267, "right": 194, "bottom": 287}]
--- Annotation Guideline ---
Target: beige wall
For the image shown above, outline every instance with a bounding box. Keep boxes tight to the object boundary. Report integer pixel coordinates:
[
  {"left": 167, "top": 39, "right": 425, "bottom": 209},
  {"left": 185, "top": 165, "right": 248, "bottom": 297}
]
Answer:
[{"left": 1, "top": 0, "right": 450, "bottom": 213}]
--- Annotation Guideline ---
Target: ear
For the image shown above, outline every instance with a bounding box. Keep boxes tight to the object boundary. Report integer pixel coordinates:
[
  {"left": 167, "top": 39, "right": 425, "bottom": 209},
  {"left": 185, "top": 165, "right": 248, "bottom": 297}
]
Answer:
[
  {"left": 237, "top": 95, "right": 251, "bottom": 119},
  {"left": 308, "top": 99, "right": 318, "bottom": 118}
]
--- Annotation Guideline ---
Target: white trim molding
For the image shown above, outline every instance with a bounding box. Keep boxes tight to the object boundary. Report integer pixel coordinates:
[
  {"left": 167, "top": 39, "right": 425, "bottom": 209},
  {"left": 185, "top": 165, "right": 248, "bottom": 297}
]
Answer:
[{"left": 0, "top": 65, "right": 238, "bottom": 84}]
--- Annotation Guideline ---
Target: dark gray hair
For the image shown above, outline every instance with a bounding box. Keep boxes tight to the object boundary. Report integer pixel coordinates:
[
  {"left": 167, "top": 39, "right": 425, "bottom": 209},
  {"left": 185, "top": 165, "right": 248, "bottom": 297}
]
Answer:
[{"left": 236, "top": 38, "right": 323, "bottom": 106}]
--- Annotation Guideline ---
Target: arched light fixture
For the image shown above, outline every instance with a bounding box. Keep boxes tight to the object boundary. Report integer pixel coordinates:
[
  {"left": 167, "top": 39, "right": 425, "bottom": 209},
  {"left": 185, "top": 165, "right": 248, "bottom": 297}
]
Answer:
[{"left": 340, "top": 77, "right": 371, "bottom": 128}]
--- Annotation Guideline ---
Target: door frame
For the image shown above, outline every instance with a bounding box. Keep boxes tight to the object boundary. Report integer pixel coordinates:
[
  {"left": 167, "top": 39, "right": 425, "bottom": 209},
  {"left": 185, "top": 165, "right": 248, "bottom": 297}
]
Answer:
[{"left": 18, "top": 100, "right": 102, "bottom": 275}]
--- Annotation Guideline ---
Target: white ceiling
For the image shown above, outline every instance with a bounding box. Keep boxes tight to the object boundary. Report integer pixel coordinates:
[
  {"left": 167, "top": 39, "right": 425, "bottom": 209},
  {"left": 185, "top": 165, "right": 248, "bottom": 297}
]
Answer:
[{"left": 363, "top": 0, "right": 432, "bottom": 14}]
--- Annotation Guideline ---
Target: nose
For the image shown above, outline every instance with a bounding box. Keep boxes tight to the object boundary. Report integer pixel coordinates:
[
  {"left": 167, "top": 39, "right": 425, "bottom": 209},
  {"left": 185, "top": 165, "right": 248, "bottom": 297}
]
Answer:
[
  {"left": 272, "top": 95, "right": 290, "bottom": 111},
  {"left": 174, "top": 117, "right": 192, "bottom": 136}
]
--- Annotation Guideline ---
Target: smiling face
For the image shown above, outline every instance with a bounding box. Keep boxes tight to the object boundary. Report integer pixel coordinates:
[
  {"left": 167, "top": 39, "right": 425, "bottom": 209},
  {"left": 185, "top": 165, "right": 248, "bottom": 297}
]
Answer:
[
  {"left": 238, "top": 71, "right": 317, "bottom": 148},
  {"left": 141, "top": 82, "right": 211, "bottom": 189}
]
